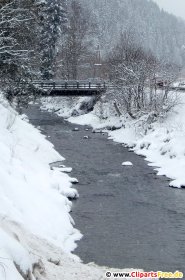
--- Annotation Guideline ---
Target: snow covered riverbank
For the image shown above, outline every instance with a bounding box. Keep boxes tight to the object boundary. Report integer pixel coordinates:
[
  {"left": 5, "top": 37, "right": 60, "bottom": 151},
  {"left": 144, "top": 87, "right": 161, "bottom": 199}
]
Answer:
[
  {"left": 41, "top": 94, "right": 185, "bottom": 189},
  {"left": 0, "top": 96, "right": 146, "bottom": 279},
  {"left": 0, "top": 95, "right": 81, "bottom": 278}
]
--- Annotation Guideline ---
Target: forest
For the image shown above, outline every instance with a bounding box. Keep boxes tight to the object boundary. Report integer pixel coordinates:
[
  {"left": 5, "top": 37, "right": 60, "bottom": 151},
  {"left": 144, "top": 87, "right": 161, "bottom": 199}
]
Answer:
[{"left": 0, "top": 0, "right": 185, "bottom": 117}]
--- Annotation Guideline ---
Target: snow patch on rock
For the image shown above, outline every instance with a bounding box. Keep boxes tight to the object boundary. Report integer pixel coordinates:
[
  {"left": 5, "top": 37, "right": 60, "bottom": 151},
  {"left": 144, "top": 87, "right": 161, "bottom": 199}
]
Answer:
[{"left": 122, "top": 161, "right": 133, "bottom": 166}]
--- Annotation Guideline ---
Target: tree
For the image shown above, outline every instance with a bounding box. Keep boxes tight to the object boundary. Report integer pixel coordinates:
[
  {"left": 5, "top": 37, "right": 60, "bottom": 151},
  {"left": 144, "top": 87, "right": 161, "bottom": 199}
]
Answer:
[
  {"left": 0, "top": 0, "right": 38, "bottom": 104},
  {"left": 56, "top": 0, "right": 94, "bottom": 80},
  {"left": 104, "top": 31, "right": 180, "bottom": 119},
  {"left": 105, "top": 32, "right": 149, "bottom": 117},
  {"left": 39, "top": 0, "right": 67, "bottom": 80}
]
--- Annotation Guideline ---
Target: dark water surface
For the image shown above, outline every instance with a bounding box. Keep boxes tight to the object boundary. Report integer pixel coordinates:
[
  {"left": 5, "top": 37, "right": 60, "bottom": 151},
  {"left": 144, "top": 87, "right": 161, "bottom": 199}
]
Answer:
[{"left": 26, "top": 105, "right": 185, "bottom": 274}]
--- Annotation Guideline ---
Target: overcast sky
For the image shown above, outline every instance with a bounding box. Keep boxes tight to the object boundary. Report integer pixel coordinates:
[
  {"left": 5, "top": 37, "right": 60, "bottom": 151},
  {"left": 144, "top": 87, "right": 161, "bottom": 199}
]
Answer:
[{"left": 153, "top": 0, "right": 185, "bottom": 20}]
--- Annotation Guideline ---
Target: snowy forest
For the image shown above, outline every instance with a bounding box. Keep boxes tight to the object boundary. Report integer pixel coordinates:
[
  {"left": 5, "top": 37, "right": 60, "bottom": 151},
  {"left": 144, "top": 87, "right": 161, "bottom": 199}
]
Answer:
[{"left": 1, "top": 0, "right": 185, "bottom": 117}]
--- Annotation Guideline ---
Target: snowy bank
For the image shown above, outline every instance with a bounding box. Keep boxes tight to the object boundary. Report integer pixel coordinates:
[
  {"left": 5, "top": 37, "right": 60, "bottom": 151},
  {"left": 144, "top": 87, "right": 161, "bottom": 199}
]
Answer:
[
  {"left": 0, "top": 96, "right": 81, "bottom": 251},
  {"left": 107, "top": 97, "right": 185, "bottom": 189},
  {"left": 70, "top": 95, "right": 185, "bottom": 188},
  {"left": 0, "top": 96, "right": 81, "bottom": 278},
  {"left": 41, "top": 96, "right": 96, "bottom": 118},
  {"left": 41, "top": 94, "right": 185, "bottom": 189},
  {"left": 0, "top": 96, "right": 147, "bottom": 279},
  {"left": 0, "top": 218, "right": 144, "bottom": 280}
]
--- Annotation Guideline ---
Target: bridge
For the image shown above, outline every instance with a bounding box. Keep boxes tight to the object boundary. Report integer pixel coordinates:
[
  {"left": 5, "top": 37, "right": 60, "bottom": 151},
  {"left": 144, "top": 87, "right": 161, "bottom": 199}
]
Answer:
[
  {"left": 32, "top": 80, "right": 185, "bottom": 97},
  {"left": 33, "top": 80, "right": 107, "bottom": 96}
]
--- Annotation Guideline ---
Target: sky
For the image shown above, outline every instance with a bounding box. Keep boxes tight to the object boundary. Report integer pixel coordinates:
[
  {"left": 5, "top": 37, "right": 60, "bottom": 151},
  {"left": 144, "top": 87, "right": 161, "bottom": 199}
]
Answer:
[{"left": 153, "top": 0, "right": 185, "bottom": 20}]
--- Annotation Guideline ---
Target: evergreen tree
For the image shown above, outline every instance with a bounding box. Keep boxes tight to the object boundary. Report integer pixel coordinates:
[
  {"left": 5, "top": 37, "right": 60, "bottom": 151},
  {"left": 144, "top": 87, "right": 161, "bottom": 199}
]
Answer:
[
  {"left": 39, "top": 0, "right": 67, "bottom": 80},
  {"left": 0, "top": 0, "right": 38, "bottom": 103}
]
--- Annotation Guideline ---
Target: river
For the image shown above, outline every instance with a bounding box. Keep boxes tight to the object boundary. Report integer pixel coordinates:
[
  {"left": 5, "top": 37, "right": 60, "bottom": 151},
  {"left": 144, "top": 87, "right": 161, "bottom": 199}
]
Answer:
[{"left": 25, "top": 104, "right": 185, "bottom": 274}]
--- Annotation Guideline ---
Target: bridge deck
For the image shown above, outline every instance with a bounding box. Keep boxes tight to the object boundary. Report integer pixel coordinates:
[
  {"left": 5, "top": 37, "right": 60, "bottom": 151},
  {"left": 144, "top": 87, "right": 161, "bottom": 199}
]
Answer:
[{"left": 33, "top": 80, "right": 107, "bottom": 96}]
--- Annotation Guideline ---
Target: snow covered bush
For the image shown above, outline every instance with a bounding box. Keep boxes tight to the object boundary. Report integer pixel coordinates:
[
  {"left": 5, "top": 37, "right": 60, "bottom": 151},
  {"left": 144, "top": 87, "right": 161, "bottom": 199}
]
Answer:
[{"left": 103, "top": 31, "right": 180, "bottom": 120}]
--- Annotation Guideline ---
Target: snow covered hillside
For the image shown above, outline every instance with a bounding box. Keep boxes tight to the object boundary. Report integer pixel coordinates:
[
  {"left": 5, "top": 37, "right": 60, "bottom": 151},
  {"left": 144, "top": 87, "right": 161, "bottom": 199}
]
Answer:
[{"left": 41, "top": 94, "right": 185, "bottom": 189}]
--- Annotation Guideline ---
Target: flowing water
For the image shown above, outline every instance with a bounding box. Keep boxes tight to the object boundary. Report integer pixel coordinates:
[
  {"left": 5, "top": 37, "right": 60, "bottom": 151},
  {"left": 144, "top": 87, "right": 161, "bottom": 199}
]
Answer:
[{"left": 26, "top": 105, "right": 185, "bottom": 274}]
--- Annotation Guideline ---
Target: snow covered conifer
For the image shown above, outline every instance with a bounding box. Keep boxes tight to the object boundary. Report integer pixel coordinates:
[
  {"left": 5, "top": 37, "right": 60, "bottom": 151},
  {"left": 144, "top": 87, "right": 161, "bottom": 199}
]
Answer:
[
  {"left": 0, "top": 0, "right": 38, "bottom": 104},
  {"left": 39, "top": 0, "right": 67, "bottom": 80}
]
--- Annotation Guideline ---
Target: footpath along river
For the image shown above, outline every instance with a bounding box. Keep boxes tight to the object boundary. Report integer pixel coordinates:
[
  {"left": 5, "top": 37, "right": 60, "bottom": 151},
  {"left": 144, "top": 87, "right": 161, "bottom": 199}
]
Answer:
[{"left": 26, "top": 105, "right": 185, "bottom": 275}]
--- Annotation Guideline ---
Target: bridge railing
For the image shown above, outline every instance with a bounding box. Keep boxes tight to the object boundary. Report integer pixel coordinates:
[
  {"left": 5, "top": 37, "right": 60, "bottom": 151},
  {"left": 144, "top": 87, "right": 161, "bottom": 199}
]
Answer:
[{"left": 33, "top": 81, "right": 107, "bottom": 91}]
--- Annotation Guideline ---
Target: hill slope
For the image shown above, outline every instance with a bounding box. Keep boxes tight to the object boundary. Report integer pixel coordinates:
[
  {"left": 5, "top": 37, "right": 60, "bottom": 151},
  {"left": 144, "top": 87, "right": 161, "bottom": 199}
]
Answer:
[{"left": 79, "top": 0, "right": 185, "bottom": 65}]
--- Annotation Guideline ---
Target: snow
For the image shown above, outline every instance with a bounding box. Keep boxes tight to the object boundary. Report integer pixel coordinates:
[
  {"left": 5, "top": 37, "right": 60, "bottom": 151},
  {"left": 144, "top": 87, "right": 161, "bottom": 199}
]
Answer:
[
  {"left": 0, "top": 218, "right": 145, "bottom": 280},
  {"left": 53, "top": 166, "right": 73, "bottom": 173},
  {"left": 41, "top": 93, "right": 185, "bottom": 189},
  {"left": 0, "top": 226, "right": 32, "bottom": 280},
  {"left": 0, "top": 99, "right": 81, "bottom": 253},
  {"left": 41, "top": 96, "right": 93, "bottom": 118},
  {"left": 0, "top": 95, "right": 82, "bottom": 278},
  {"left": 0, "top": 95, "right": 150, "bottom": 279},
  {"left": 70, "top": 112, "right": 100, "bottom": 126},
  {"left": 122, "top": 161, "right": 133, "bottom": 166}
]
